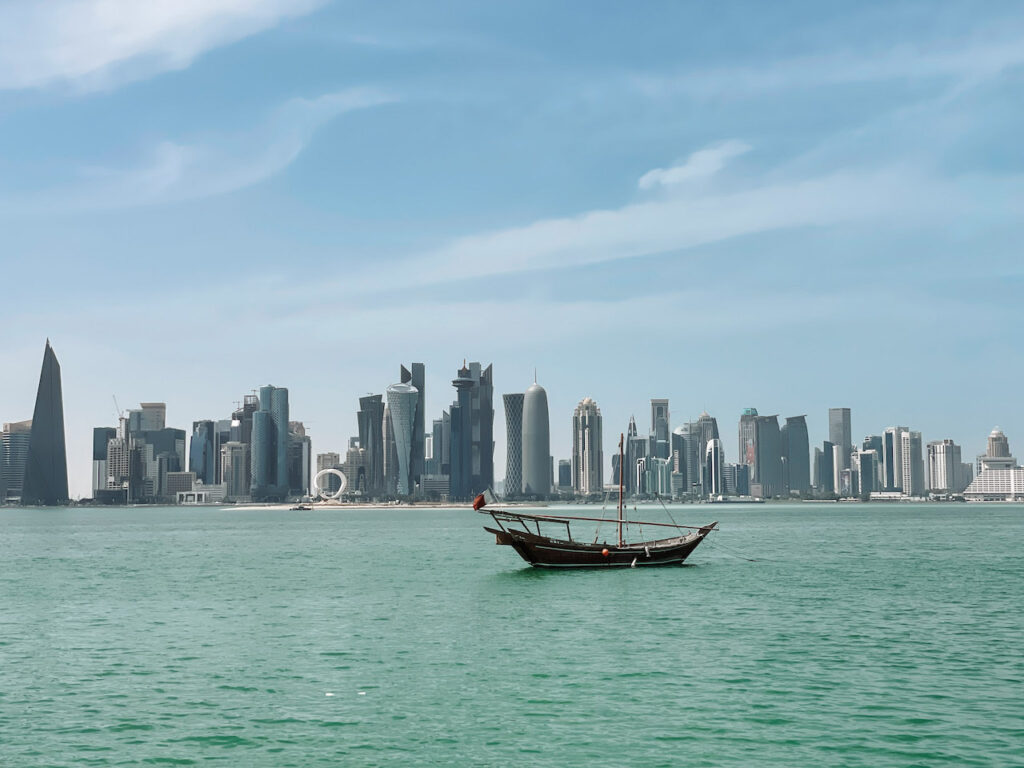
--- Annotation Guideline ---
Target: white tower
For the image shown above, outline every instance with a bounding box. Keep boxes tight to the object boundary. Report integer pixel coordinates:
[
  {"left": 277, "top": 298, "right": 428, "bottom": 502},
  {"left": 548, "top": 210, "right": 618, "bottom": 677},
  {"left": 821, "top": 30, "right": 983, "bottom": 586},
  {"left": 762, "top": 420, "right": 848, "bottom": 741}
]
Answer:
[{"left": 522, "top": 379, "right": 550, "bottom": 497}]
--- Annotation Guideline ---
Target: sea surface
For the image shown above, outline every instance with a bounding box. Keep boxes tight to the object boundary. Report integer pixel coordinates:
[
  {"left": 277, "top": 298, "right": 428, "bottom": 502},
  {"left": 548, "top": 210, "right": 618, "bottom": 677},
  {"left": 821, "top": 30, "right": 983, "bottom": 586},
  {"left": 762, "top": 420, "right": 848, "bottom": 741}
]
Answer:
[{"left": 0, "top": 503, "right": 1021, "bottom": 767}]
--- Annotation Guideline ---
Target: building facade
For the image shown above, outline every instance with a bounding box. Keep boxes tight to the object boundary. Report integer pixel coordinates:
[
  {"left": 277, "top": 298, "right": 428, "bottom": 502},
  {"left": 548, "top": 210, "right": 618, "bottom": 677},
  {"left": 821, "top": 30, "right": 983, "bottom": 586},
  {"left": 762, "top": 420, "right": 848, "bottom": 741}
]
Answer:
[
  {"left": 572, "top": 397, "right": 603, "bottom": 496},
  {"left": 502, "top": 393, "right": 524, "bottom": 498},
  {"left": 521, "top": 379, "right": 550, "bottom": 498}
]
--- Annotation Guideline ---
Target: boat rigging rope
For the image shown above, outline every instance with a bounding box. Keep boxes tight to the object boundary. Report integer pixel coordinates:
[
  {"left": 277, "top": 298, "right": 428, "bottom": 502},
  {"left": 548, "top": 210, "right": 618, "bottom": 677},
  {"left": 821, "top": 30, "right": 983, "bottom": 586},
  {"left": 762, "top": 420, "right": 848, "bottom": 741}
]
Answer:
[
  {"left": 653, "top": 493, "right": 682, "bottom": 531},
  {"left": 703, "top": 532, "right": 763, "bottom": 562}
]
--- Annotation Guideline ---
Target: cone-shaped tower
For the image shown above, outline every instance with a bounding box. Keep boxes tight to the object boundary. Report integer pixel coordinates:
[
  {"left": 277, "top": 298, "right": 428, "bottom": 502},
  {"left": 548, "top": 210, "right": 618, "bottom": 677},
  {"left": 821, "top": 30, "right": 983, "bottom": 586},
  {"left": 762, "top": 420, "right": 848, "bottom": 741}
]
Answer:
[{"left": 22, "top": 340, "right": 69, "bottom": 505}]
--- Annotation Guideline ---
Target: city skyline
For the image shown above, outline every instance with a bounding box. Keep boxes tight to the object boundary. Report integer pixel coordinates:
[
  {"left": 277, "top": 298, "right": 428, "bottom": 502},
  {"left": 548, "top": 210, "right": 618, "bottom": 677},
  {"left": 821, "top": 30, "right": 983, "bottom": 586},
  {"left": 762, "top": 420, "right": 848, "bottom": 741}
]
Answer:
[
  {"left": 0, "top": 342, "right": 1014, "bottom": 500},
  {"left": 2, "top": 4, "right": 1023, "bottom": 498}
]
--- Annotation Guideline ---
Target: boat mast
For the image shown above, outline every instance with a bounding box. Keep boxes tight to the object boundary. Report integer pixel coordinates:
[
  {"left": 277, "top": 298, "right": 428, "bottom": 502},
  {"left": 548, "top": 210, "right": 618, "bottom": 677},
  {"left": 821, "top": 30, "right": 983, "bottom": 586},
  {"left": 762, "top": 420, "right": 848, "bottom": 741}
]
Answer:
[{"left": 618, "top": 432, "right": 624, "bottom": 546}]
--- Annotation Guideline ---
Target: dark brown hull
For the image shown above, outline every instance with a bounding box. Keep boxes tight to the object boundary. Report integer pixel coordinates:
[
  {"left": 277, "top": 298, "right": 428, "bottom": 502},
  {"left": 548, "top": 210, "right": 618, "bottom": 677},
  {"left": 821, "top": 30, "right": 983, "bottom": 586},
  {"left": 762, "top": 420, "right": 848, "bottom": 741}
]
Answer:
[{"left": 483, "top": 524, "right": 715, "bottom": 568}]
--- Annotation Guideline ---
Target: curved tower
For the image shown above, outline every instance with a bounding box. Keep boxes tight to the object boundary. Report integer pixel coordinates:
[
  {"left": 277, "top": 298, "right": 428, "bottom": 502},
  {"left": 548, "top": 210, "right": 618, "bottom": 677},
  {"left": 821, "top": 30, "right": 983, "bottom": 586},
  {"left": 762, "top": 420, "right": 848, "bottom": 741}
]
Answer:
[
  {"left": 386, "top": 383, "right": 419, "bottom": 496},
  {"left": 503, "top": 393, "right": 524, "bottom": 498},
  {"left": 521, "top": 381, "right": 550, "bottom": 497}
]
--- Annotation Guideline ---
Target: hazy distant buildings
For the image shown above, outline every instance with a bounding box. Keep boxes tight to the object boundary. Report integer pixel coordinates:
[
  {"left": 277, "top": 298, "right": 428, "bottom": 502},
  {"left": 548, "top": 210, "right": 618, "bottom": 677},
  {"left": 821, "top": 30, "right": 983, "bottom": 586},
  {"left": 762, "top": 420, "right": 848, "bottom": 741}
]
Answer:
[
  {"left": 738, "top": 408, "right": 758, "bottom": 474},
  {"left": 816, "top": 440, "right": 835, "bottom": 495},
  {"left": 250, "top": 385, "right": 290, "bottom": 501},
  {"left": 557, "top": 459, "right": 572, "bottom": 490},
  {"left": 572, "top": 397, "right": 603, "bottom": 496},
  {"left": 502, "top": 393, "right": 524, "bottom": 498},
  {"left": 740, "top": 411, "right": 782, "bottom": 498},
  {"left": 521, "top": 378, "right": 550, "bottom": 498},
  {"left": 626, "top": 416, "right": 647, "bottom": 495},
  {"left": 317, "top": 452, "right": 343, "bottom": 495},
  {"left": 386, "top": 382, "right": 419, "bottom": 496},
  {"left": 21, "top": 341, "right": 69, "bottom": 505}
]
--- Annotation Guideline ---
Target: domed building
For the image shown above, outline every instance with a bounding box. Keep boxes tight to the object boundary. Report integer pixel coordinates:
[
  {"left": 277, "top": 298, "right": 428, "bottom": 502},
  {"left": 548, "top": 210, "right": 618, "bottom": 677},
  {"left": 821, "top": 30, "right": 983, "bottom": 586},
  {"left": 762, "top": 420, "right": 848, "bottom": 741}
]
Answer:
[{"left": 521, "top": 380, "right": 550, "bottom": 498}]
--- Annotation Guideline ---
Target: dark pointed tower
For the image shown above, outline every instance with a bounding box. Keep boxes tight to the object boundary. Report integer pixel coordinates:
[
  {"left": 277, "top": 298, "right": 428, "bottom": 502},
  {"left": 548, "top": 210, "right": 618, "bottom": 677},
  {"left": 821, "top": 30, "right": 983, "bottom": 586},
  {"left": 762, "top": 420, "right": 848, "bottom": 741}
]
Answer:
[{"left": 22, "top": 340, "right": 69, "bottom": 505}]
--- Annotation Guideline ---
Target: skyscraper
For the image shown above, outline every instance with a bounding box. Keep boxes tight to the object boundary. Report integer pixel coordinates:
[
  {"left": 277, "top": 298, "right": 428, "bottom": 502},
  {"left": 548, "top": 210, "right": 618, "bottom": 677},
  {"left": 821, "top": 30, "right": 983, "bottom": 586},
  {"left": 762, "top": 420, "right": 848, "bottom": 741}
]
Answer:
[
  {"left": 781, "top": 415, "right": 810, "bottom": 496},
  {"left": 382, "top": 403, "right": 398, "bottom": 496},
  {"left": 250, "top": 385, "right": 289, "bottom": 501},
  {"left": 705, "top": 438, "right": 724, "bottom": 495},
  {"left": 927, "top": 438, "right": 968, "bottom": 493},
  {"left": 399, "top": 363, "right": 426, "bottom": 493},
  {"left": 818, "top": 440, "right": 835, "bottom": 494},
  {"left": 572, "top": 397, "right": 603, "bottom": 496},
  {"left": 503, "top": 393, "right": 524, "bottom": 498},
  {"left": 189, "top": 420, "right": 217, "bottom": 485},
  {"left": 882, "top": 426, "right": 908, "bottom": 491},
  {"left": 522, "top": 379, "right": 550, "bottom": 497},
  {"left": 287, "top": 421, "right": 311, "bottom": 497},
  {"left": 1, "top": 420, "right": 33, "bottom": 502},
  {"left": 448, "top": 362, "right": 494, "bottom": 500},
  {"left": 92, "top": 426, "right": 117, "bottom": 496},
  {"left": 752, "top": 415, "right": 783, "bottom": 498},
  {"left": 357, "top": 394, "right": 385, "bottom": 497},
  {"left": 625, "top": 415, "right": 647, "bottom": 495},
  {"left": 901, "top": 430, "right": 925, "bottom": 497},
  {"left": 738, "top": 408, "right": 758, "bottom": 477},
  {"left": 21, "top": 341, "right": 69, "bottom": 505},
  {"left": 386, "top": 382, "right": 419, "bottom": 496},
  {"left": 828, "top": 408, "right": 852, "bottom": 471},
  {"left": 651, "top": 399, "right": 670, "bottom": 459}
]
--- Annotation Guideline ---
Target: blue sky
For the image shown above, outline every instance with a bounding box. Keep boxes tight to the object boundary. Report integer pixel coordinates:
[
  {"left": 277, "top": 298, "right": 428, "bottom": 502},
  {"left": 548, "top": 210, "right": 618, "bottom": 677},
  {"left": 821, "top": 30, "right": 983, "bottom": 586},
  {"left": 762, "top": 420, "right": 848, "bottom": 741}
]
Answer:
[{"left": 1, "top": 1, "right": 1023, "bottom": 497}]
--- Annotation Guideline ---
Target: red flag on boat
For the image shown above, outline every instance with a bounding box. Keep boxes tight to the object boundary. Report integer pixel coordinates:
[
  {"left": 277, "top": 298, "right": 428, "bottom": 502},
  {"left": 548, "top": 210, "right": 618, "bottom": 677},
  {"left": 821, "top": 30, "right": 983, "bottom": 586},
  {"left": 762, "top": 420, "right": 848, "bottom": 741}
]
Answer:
[{"left": 473, "top": 493, "right": 487, "bottom": 510}]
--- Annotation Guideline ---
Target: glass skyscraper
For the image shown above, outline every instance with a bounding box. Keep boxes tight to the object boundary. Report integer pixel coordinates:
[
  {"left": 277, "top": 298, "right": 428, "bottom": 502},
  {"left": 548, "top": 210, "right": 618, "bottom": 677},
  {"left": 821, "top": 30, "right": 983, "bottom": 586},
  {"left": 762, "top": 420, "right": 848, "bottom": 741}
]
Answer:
[
  {"left": 21, "top": 341, "right": 69, "bottom": 506},
  {"left": 502, "top": 393, "right": 524, "bottom": 498},
  {"left": 250, "top": 385, "right": 290, "bottom": 501}
]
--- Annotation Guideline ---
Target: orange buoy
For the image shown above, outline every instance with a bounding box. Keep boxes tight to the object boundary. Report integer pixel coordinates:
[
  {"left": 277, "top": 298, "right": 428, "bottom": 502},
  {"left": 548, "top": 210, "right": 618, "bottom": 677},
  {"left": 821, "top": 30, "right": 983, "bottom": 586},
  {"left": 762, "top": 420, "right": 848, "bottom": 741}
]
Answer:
[{"left": 601, "top": 548, "right": 610, "bottom": 557}]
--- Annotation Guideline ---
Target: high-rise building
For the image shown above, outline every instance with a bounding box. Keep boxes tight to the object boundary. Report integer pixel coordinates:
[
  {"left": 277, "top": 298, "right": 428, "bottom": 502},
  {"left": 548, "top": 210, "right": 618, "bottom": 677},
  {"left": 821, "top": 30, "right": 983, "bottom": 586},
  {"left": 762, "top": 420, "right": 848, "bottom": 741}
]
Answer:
[
  {"left": 356, "top": 395, "right": 385, "bottom": 497},
  {"left": 400, "top": 363, "right": 426, "bottom": 493},
  {"left": 21, "top": 341, "right": 69, "bottom": 505},
  {"left": 817, "top": 440, "right": 835, "bottom": 494},
  {"left": 1, "top": 420, "right": 33, "bottom": 502},
  {"left": 572, "top": 397, "right": 603, "bottom": 496},
  {"left": 557, "top": 459, "right": 572, "bottom": 490},
  {"left": 521, "top": 379, "right": 550, "bottom": 498},
  {"left": 901, "top": 431, "right": 925, "bottom": 497},
  {"left": 751, "top": 415, "right": 783, "bottom": 498},
  {"left": 448, "top": 362, "right": 494, "bottom": 500},
  {"left": 250, "top": 385, "right": 290, "bottom": 501},
  {"left": 502, "top": 393, "right": 524, "bottom": 498},
  {"left": 625, "top": 415, "right": 647, "bottom": 496},
  {"left": 882, "top": 427, "right": 908, "bottom": 492},
  {"left": 651, "top": 399, "right": 670, "bottom": 459},
  {"left": 288, "top": 421, "right": 311, "bottom": 497},
  {"left": 977, "top": 428, "right": 1018, "bottom": 473},
  {"left": 854, "top": 449, "right": 879, "bottom": 496},
  {"left": 386, "top": 382, "right": 419, "bottom": 496},
  {"left": 781, "top": 415, "right": 810, "bottom": 496},
  {"left": 189, "top": 420, "right": 217, "bottom": 485},
  {"left": 738, "top": 408, "right": 758, "bottom": 477},
  {"left": 828, "top": 408, "right": 852, "bottom": 471},
  {"left": 92, "top": 426, "right": 117, "bottom": 496},
  {"left": 705, "top": 438, "right": 724, "bottom": 495},
  {"left": 382, "top": 404, "right": 398, "bottom": 496},
  {"left": 221, "top": 442, "right": 250, "bottom": 501},
  {"left": 927, "top": 439, "right": 969, "bottom": 493}
]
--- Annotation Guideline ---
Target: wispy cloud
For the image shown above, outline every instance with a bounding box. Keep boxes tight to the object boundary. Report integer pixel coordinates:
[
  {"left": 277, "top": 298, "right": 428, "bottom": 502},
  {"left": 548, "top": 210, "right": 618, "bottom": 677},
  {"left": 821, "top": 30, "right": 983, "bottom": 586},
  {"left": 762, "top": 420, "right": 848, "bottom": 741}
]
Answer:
[
  {"left": 630, "top": 34, "right": 1024, "bottom": 99},
  {"left": 637, "top": 141, "right": 750, "bottom": 190},
  {"left": 16, "top": 88, "right": 396, "bottom": 210},
  {"left": 0, "top": 0, "right": 325, "bottom": 91}
]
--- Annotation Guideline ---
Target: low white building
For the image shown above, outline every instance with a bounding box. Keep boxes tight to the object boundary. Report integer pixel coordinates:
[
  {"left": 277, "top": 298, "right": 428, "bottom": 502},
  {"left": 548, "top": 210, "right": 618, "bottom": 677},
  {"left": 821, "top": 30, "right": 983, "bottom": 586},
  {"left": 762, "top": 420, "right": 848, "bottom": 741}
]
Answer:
[{"left": 964, "top": 468, "right": 1024, "bottom": 502}]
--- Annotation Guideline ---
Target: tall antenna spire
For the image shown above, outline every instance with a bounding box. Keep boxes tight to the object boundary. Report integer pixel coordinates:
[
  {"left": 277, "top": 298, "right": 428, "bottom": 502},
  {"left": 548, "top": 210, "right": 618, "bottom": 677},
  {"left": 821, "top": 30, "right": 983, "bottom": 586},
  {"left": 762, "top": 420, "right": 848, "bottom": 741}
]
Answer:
[{"left": 534, "top": 367, "right": 537, "bottom": 384}]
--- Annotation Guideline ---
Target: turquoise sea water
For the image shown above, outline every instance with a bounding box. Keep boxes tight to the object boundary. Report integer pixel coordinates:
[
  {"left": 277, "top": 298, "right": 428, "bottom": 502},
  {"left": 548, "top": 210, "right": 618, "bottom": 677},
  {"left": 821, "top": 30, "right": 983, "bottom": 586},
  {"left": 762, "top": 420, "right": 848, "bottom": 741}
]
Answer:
[{"left": 0, "top": 503, "right": 1021, "bottom": 767}]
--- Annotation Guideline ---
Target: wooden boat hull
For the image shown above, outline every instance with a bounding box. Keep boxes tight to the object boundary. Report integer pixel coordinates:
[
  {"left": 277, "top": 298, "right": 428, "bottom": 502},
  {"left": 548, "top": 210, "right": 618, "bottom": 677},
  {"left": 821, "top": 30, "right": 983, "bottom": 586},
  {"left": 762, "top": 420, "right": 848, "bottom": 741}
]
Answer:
[{"left": 483, "top": 524, "right": 715, "bottom": 568}]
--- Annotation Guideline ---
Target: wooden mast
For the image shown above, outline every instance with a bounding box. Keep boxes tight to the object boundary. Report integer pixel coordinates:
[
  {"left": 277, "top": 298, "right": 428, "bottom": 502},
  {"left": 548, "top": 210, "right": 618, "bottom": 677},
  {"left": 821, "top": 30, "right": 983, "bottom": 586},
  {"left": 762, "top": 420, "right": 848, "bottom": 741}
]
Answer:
[{"left": 618, "top": 432, "right": 625, "bottom": 546}]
